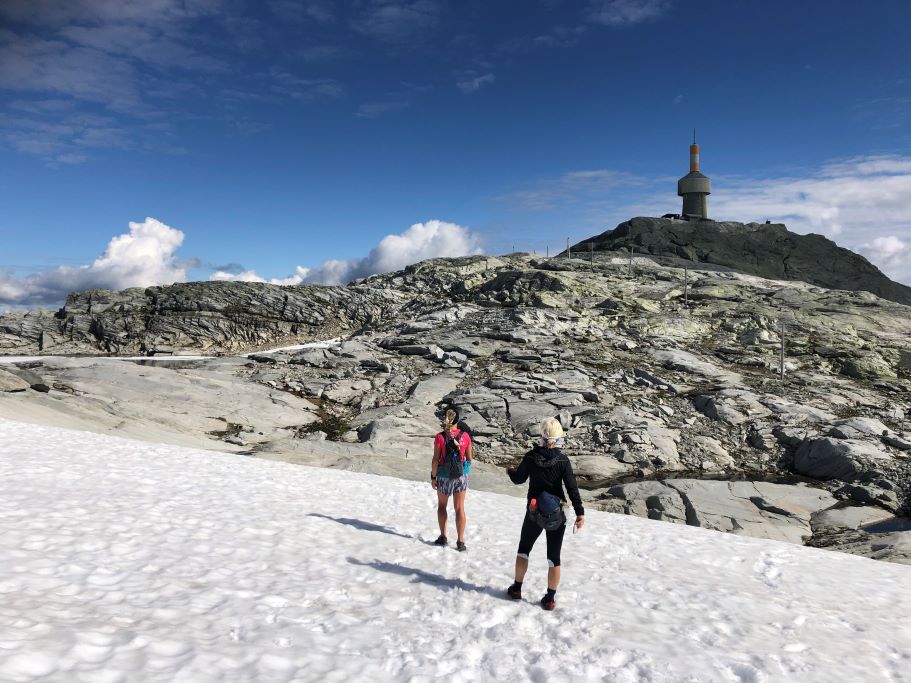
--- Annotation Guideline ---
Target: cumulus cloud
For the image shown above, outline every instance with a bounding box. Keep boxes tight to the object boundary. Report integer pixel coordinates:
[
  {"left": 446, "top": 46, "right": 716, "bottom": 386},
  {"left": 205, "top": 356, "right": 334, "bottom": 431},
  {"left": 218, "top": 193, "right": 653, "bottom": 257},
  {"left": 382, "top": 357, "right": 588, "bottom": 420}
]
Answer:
[
  {"left": 305, "top": 219, "right": 483, "bottom": 284},
  {"left": 0, "top": 217, "right": 188, "bottom": 307},
  {"left": 209, "top": 266, "right": 311, "bottom": 285},
  {"left": 208, "top": 220, "right": 483, "bottom": 287}
]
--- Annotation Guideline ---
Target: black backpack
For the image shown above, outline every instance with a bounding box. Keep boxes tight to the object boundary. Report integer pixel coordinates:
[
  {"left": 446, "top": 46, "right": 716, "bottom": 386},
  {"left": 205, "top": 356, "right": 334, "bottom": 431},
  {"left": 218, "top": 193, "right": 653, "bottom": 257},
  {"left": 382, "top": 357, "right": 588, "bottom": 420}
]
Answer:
[{"left": 442, "top": 431, "right": 464, "bottom": 478}]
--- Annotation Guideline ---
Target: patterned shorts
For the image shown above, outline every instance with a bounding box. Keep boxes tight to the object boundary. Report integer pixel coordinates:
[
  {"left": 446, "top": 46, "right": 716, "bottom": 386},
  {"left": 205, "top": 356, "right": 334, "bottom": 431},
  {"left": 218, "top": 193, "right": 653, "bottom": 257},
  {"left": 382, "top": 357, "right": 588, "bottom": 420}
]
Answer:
[{"left": 437, "top": 474, "right": 469, "bottom": 496}]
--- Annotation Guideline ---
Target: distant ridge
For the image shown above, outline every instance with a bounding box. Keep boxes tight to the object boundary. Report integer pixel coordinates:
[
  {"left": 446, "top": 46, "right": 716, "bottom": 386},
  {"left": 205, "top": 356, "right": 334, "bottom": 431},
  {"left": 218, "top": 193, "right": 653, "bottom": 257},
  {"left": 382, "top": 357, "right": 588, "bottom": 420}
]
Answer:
[{"left": 568, "top": 217, "right": 911, "bottom": 306}]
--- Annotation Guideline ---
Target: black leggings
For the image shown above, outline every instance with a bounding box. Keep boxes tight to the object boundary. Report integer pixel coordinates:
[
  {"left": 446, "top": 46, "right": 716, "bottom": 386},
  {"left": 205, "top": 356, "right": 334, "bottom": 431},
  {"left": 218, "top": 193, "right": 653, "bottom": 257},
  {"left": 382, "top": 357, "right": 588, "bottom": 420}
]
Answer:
[{"left": 517, "top": 511, "right": 566, "bottom": 567}]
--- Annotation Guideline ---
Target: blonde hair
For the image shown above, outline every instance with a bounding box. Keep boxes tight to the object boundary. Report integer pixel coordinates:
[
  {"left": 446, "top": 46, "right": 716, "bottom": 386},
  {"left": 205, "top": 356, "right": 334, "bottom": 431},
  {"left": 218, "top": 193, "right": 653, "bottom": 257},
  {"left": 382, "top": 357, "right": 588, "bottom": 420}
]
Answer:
[
  {"left": 443, "top": 409, "right": 458, "bottom": 431},
  {"left": 540, "top": 417, "right": 564, "bottom": 441}
]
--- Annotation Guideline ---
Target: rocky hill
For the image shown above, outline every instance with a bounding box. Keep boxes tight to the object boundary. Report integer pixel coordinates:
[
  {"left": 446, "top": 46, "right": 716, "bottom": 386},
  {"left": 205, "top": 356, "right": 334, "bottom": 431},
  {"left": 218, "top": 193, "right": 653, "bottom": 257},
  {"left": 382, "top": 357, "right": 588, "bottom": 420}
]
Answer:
[
  {"left": 0, "top": 280, "right": 403, "bottom": 355},
  {"left": 569, "top": 216, "right": 911, "bottom": 306},
  {"left": 1, "top": 246, "right": 910, "bottom": 564}
]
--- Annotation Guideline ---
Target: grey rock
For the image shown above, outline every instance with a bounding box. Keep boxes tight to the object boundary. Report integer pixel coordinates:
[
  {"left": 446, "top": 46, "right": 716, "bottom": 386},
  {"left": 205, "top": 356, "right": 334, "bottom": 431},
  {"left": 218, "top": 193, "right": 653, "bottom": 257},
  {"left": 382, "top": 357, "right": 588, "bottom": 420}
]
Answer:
[
  {"left": 813, "top": 505, "right": 894, "bottom": 530},
  {"left": 2, "top": 366, "right": 51, "bottom": 392},
  {"left": 509, "top": 400, "right": 559, "bottom": 435},
  {"left": 794, "top": 437, "right": 893, "bottom": 481},
  {"left": 0, "top": 368, "right": 30, "bottom": 392},
  {"left": 407, "top": 376, "right": 462, "bottom": 406},
  {"left": 323, "top": 379, "right": 373, "bottom": 405},
  {"left": 882, "top": 435, "right": 911, "bottom": 451}
]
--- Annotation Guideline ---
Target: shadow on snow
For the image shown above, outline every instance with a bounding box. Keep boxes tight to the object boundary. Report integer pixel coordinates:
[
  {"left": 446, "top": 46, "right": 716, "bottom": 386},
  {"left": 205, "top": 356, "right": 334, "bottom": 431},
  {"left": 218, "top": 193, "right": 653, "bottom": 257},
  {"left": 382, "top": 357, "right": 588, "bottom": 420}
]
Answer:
[
  {"left": 307, "top": 513, "right": 412, "bottom": 539},
  {"left": 348, "top": 558, "right": 503, "bottom": 599}
]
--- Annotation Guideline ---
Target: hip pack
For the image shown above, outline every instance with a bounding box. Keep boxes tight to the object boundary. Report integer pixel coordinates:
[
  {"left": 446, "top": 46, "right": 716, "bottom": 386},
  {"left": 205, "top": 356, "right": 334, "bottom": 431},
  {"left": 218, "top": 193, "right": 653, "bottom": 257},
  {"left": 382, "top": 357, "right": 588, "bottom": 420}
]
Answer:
[{"left": 529, "top": 491, "right": 565, "bottom": 531}]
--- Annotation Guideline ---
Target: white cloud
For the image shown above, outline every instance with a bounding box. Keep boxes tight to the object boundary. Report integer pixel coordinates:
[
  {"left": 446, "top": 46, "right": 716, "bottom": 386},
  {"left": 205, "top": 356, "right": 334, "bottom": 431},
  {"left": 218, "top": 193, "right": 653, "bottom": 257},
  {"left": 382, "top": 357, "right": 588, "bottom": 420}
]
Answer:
[
  {"left": 587, "top": 0, "right": 671, "bottom": 25},
  {"left": 709, "top": 156, "right": 911, "bottom": 273},
  {"left": 206, "top": 220, "right": 483, "bottom": 288},
  {"left": 209, "top": 266, "right": 310, "bottom": 286},
  {"left": 0, "top": 217, "right": 188, "bottom": 307},
  {"left": 303, "top": 219, "right": 484, "bottom": 285},
  {"left": 857, "top": 236, "right": 911, "bottom": 285},
  {"left": 457, "top": 73, "right": 495, "bottom": 94}
]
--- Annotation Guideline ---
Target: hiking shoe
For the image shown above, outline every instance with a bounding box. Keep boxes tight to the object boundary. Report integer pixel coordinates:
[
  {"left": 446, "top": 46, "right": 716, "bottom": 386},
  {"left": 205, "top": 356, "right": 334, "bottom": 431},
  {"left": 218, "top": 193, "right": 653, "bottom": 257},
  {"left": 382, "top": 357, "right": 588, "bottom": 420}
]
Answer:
[
  {"left": 456, "top": 541, "right": 467, "bottom": 552},
  {"left": 433, "top": 535, "right": 448, "bottom": 546},
  {"left": 540, "top": 595, "right": 556, "bottom": 611},
  {"left": 506, "top": 583, "right": 522, "bottom": 600}
]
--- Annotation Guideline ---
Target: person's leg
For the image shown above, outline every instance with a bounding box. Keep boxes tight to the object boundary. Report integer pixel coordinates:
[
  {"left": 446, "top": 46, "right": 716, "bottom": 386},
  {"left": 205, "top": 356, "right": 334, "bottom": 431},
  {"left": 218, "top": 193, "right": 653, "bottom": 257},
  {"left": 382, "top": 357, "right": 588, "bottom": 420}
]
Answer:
[
  {"left": 515, "top": 513, "right": 542, "bottom": 582},
  {"left": 437, "top": 491, "right": 449, "bottom": 538},
  {"left": 544, "top": 523, "right": 567, "bottom": 590},
  {"left": 453, "top": 489, "right": 467, "bottom": 542}
]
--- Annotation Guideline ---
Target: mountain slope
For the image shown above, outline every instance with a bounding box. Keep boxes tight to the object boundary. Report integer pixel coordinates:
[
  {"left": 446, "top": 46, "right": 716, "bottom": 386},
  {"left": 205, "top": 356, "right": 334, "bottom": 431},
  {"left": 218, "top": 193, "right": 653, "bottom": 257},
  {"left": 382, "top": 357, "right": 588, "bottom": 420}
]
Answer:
[
  {"left": 568, "top": 217, "right": 911, "bottom": 306},
  {"left": 1, "top": 418, "right": 908, "bottom": 682}
]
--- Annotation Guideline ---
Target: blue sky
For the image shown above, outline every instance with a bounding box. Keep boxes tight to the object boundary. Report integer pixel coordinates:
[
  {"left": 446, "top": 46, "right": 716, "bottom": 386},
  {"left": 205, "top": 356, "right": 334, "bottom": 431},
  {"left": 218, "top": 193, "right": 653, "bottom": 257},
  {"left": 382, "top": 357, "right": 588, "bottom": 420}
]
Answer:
[{"left": 2, "top": 0, "right": 911, "bottom": 307}]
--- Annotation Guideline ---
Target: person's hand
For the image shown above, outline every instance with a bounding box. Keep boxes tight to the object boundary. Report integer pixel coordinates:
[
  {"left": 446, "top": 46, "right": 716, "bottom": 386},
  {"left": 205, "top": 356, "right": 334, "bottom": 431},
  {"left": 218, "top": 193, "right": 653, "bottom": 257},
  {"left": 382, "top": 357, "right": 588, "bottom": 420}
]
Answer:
[
  {"left": 431, "top": 479, "right": 438, "bottom": 490},
  {"left": 574, "top": 516, "right": 585, "bottom": 530}
]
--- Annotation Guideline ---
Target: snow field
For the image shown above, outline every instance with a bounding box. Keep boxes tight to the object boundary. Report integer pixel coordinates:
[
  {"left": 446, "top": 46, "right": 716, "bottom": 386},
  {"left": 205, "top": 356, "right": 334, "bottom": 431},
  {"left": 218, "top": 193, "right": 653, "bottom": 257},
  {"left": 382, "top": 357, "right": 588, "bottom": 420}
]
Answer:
[{"left": 0, "top": 418, "right": 909, "bottom": 682}]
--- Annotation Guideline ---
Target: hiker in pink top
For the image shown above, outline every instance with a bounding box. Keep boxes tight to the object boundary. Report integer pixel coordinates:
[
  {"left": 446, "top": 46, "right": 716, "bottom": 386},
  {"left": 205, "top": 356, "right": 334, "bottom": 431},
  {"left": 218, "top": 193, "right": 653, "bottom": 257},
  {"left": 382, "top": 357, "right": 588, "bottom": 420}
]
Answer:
[{"left": 430, "top": 408, "right": 472, "bottom": 552}]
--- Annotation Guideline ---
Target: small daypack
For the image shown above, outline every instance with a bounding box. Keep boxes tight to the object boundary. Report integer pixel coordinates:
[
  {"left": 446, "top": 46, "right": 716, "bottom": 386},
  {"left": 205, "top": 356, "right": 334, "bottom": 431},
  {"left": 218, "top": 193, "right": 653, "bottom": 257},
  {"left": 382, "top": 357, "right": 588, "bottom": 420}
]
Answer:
[
  {"left": 530, "top": 491, "right": 565, "bottom": 531},
  {"left": 442, "top": 431, "right": 465, "bottom": 479}
]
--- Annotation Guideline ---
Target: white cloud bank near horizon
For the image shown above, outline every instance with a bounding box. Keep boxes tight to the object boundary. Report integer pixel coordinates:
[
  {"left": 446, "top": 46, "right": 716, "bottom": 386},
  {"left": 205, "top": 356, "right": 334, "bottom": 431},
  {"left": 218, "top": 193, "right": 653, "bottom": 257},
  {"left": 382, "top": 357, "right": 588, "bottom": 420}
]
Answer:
[
  {"left": 0, "top": 217, "right": 187, "bottom": 309},
  {"left": 210, "top": 219, "right": 484, "bottom": 287},
  {"left": 708, "top": 155, "right": 911, "bottom": 284},
  {"left": 0, "top": 218, "right": 484, "bottom": 310}
]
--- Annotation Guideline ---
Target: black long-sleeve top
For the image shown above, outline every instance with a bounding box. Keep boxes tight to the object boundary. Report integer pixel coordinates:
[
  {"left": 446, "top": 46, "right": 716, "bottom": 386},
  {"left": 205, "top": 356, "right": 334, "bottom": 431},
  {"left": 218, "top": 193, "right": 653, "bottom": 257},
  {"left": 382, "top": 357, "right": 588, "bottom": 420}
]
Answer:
[{"left": 508, "top": 446, "right": 585, "bottom": 517}]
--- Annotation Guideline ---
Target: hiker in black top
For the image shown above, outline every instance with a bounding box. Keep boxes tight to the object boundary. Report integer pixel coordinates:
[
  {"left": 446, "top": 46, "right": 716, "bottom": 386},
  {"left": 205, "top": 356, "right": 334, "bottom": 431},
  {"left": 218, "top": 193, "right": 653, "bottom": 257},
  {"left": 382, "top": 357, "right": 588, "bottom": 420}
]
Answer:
[{"left": 506, "top": 417, "right": 584, "bottom": 611}]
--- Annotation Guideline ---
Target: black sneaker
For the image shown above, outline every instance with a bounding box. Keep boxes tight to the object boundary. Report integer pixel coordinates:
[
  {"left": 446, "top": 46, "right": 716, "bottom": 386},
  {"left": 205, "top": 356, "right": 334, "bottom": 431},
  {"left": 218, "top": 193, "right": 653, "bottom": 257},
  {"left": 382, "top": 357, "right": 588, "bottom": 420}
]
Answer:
[
  {"left": 456, "top": 541, "right": 467, "bottom": 552},
  {"left": 506, "top": 583, "right": 522, "bottom": 600},
  {"left": 433, "top": 535, "right": 448, "bottom": 546},
  {"left": 540, "top": 595, "right": 556, "bottom": 611}
]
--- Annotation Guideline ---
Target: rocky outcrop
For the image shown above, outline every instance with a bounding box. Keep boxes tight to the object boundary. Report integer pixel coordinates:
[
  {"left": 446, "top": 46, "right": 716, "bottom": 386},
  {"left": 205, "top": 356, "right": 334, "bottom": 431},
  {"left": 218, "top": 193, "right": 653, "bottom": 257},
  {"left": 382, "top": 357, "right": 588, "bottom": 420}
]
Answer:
[
  {"left": 0, "top": 281, "right": 403, "bottom": 355},
  {"left": 569, "top": 216, "right": 911, "bottom": 306},
  {"left": 601, "top": 479, "right": 838, "bottom": 544}
]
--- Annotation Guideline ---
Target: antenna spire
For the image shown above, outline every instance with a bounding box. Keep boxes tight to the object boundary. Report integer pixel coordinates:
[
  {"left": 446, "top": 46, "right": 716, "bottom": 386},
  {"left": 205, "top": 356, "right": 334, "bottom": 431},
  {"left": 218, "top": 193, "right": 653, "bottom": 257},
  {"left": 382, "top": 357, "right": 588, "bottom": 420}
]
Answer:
[{"left": 693, "top": 128, "right": 696, "bottom": 145}]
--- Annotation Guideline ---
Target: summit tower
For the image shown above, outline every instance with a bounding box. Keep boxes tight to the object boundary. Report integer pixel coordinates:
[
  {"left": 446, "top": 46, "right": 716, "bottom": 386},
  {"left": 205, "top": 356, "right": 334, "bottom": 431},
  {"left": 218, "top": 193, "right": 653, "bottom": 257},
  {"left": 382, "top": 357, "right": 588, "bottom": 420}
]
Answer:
[{"left": 677, "top": 132, "right": 711, "bottom": 219}]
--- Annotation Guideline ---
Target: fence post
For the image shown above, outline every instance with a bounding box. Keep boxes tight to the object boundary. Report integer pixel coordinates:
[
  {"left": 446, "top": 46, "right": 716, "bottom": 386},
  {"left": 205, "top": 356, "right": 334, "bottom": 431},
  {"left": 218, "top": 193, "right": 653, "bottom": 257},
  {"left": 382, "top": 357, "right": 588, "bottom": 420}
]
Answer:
[
  {"left": 567, "top": 238, "right": 571, "bottom": 260},
  {"left": 779, "top": 309, "right": 786, "bottom": 384},
  {"left": 684, "top": 265, "right": 688, "bottom": 307}
]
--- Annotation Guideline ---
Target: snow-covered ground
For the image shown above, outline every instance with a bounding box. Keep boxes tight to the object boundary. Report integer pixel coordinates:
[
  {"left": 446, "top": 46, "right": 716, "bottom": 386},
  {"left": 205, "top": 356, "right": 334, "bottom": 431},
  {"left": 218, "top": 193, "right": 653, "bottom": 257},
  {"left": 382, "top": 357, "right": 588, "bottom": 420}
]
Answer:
[
  {"left": 1, "top": 419, "right": 909, "bottom": 683},
  {"left": 240, "top": 338, "right": 342, "bottom": 357}
]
